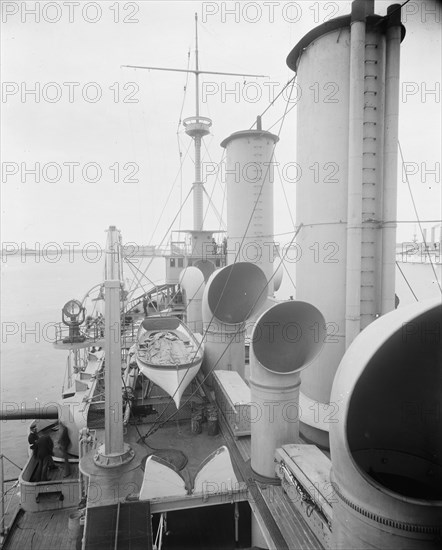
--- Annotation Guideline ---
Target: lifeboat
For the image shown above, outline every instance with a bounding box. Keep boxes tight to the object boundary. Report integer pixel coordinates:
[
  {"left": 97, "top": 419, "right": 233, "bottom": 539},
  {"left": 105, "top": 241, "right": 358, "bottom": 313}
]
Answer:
[{"left": 135, "top": 316, "right": 203, "bottom": 408}]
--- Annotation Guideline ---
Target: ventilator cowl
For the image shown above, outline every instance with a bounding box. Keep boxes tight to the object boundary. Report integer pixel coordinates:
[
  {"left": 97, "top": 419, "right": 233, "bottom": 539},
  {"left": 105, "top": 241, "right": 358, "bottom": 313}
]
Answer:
[
  {"left": 330, "top": 300, "right": 442, "bottom": 549},
  {"left": 250, "top": 301, "right": 326, "bottom": 479}
]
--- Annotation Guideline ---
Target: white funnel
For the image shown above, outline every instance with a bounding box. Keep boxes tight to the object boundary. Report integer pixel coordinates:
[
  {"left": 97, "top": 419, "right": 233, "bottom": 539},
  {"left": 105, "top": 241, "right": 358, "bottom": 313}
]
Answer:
[
  {"left": 179, "top": 266, "right": 205, "bottom": 334},
  {"left": 221, "top": 129, "right": 279, "bottom": 295},
  {"left": 250, "top": 301, "right": 325, "bottom": 479},
  {"left": 202, "top": 262, "right": 267, "bottom": 380},
  {"left": 286, "top": 0, "right": 404, "bottom": 448}
]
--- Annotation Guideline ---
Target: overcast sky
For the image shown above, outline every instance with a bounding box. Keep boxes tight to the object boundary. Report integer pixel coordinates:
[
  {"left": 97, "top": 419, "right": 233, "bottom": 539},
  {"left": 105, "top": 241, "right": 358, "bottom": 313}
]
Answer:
[{"left": 1, "top": 0, "right": 441, "bottom": 248}]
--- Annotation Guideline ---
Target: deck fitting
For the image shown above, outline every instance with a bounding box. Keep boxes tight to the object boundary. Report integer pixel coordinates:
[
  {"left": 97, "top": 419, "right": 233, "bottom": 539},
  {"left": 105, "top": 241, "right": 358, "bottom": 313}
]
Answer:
[{"left": 93, "top": 443, "right": 134, "bottom": 468}]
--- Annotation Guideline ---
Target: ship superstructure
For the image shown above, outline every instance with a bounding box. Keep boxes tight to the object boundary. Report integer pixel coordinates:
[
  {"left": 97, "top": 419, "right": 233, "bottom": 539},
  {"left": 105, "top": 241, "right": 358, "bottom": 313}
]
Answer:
[{"left": 1, "top": 2, "right": 441, "bottom": 550}]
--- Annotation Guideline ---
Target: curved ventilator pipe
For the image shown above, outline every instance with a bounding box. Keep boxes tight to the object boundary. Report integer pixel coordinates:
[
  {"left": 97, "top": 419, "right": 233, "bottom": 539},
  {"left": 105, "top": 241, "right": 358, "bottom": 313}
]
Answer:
[
  {"left": 179, "top": 266, "right": 205, "bottom": 334},
  {"left": 330, "top": 299, "right": 442, "bottom": 549},
  {"left": 202, "top": 262, "right": 268, "bottom": 381},
  {"left": 273, "top": 261, "right": 283, "bottom": 293},
  {"left": 250, "top": 300, "right": 326, "bottom": 479}
]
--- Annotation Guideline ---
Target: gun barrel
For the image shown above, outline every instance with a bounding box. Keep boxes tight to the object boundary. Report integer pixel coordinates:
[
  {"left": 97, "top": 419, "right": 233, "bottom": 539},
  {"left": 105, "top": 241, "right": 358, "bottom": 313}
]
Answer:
[{"left": 0, "top": 406, "right": 59, "bottom": 420}]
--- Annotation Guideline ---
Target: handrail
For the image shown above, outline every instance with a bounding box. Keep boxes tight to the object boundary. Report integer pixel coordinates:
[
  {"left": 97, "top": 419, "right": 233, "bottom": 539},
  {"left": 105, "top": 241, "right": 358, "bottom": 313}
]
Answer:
[
  {"left": 124, "top": 283, "right": 177, "bottom": 313},
  {"left": 53, "top": 322, "right": 104, "bottom": 346},
  {"left": 1, "top": 454, "right": 22, "bottom": 537}
]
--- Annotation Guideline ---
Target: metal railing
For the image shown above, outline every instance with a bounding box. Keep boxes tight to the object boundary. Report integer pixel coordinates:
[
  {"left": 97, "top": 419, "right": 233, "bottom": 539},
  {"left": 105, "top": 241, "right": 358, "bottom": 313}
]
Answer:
[
  {"left": 54, "top": 323, "right": 104, "bottom": 346},
  {"left": 0, "top": 454, "right": 22, "bottom": 540}
]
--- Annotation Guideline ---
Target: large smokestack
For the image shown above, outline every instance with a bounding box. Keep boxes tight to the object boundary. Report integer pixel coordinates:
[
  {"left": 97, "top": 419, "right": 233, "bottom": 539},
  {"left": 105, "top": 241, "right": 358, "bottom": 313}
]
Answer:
[
  {"left": 221, "top": 129, "right": 279, "bottom": 294},
  {"left": 202, "top": 262, "right": 267, "bottom": 380},
  {"left": 330, "top": 299, "right": 442, "bottom": 548},
  {"left": 250, "top": 301, "right": 325, "bottom": 479},
  {"left": 286, "top": 1, "right": 405, "bottom": 448}
]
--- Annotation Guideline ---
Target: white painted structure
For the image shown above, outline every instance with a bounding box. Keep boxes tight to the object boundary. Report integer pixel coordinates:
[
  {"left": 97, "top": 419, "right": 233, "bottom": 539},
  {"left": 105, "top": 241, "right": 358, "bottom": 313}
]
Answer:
[
  {"left": 221, "top": 129, "right": 279, "bottom": 295},
  {"left": 250, "top": 301, "right": 325, "bottom": 479},
  {"left": 330, "top": 299, "right": 442, "bottom": 548},
  {"left": 287, "top": 0, "right": 403, "bottom": 446},
  {"left": 202, "top": 262, "right": 267, "bottom": 380}
]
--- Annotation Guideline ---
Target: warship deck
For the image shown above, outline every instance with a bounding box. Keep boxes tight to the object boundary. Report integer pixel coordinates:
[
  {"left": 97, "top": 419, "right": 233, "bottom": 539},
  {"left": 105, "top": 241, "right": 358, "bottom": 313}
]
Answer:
[
  {"left": 78, "top": 380, "right": 324, "bottom": 549},
  {"left": 2, "top": 508, "right": 78, "bottom": 550},
  {"left": 2, "top": 393, "right": 325, "bottom": 550},
  {"left": 217, "top": 411, "right": 323, "bottom": 550}
]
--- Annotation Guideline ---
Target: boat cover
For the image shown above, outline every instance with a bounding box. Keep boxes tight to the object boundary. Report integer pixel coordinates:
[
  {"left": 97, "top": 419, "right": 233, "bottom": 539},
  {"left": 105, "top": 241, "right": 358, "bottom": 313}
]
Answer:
[{"left": 140, "top": 332, "right": 197, "bottom": 367}]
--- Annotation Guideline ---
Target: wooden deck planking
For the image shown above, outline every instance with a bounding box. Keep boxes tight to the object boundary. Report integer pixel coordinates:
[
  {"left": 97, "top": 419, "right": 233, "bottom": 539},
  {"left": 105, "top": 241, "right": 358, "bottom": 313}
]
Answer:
[
  {"left": 257, "top": 481, "right": 324, "bottom": 549},
  {"left": 235, "top": 434, "right": 251, "bottom": 462},
  {"left": 216, "top": 408, "right": 323, "bottom": 549},
  {"left": 276, "top": 445, "right": 333, "bottom": 525},
  {"left": 277, "top": 487, "right": 319, "bottom": 547},
  {"left": 4, "top": 508, "right": 78, "bottom": 550}
]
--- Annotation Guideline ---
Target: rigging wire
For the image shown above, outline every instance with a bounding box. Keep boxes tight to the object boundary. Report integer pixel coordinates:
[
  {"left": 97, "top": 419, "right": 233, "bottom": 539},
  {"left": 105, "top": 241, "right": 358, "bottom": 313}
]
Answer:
[
  {"left": 140, "top": 223, "right": 304, "bottom": 441},
  {"left": 202, "top": 186, "right": 226, "bottom": 230},
  {"left": 147, "top": 140, "right": 193, "bottom": 247},
  {"left": 201, "top": 139, "right": 227, "bottom": 231},
  {"left": 271, "top": 152, "right": 298, "bottom": 292},
  {"left": 278, "top": 249, "right": 297, "bottom": 293},
  {"left": 140, "top": 73, "right": 300, "bottom": 442},
  {"left": 395, "top": 261, "right": 419, "bottom": 302},
  {"left": 399, "top": 140, "right": 442, "bottom": 294},
  {"left": 249, "top": 76, "right": 297, "bottom": 129},
  {"left": 176, "top": 48, "right": 192, "bottom": 232},
  {"left": 267, "top": 101, "right": 298, "bottom": 132},
  {"left": 125, "top": 187, "right": 194, "bottom": 304},
  {"left": 273, "top": 151, "right": 297, "bottom": 232},
  {"left": 217, "top": 219, "right": 442, "bottom": 240},
  {"left": 218, "top": 173, "right": 227, "bottom": 234},
  {"left": 124, "top": 260, "right": 161, "bottom": 311},
  {"left": 373, "top": 0, "right": 412, "bottom": 27}
]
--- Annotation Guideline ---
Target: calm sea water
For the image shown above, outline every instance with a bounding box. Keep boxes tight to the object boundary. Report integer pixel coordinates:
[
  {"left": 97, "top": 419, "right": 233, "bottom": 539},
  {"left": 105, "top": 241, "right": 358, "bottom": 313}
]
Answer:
[
  {"left": 1, "top": 252, "right": 440, "bottom": 479},
  {"left": 0, "top": 252, "right": 165, "bottom": 478}
]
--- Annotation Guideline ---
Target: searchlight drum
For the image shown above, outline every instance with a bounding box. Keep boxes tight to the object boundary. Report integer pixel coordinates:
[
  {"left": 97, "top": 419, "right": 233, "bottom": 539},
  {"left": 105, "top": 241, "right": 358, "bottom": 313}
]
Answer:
[{"left": 62, "top": 299, "right": 86, "bottom": 343}]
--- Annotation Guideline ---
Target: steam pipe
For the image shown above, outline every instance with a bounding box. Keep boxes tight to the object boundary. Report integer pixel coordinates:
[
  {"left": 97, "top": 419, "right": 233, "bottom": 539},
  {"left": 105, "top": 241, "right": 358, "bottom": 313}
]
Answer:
[
  {"left": 381, "top": 5, "right": 402, "bottom": 314},
  {"left": 179, "top": 266, "right": 205, "bottom": 334},
  {"left": 345, "top": 0, "right": 366, "bottom": 349},
  {"left": 250, "top": 301, "right": 325, "bottom": 479},
  {"left": 202, "top": 262, "right": 267, "bottom": 380}
]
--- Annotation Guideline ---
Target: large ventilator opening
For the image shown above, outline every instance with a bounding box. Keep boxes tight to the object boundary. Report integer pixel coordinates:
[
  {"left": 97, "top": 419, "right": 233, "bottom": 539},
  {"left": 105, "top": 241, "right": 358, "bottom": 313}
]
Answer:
[
  {"left": 207, "top": 263, "right": 267, "bottom": 324},
  {"left": 347, "top": 305, "right": 442, "bottom": 500},
  {"left": 194, "top": 259, "right": 215, "bottom": 281},
  {"left": 252, "top": 301, "right": 326, "bottom": 374}
]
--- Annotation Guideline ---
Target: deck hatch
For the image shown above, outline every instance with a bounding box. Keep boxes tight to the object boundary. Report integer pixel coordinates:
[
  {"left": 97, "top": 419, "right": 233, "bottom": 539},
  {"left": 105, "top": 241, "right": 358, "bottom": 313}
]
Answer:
[{"left": 84, "top": 501, "right": 152, "bottom": 549}]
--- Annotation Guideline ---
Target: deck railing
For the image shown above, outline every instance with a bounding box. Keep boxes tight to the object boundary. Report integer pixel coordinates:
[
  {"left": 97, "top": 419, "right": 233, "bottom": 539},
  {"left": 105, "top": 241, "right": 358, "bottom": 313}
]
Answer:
[
  {"left": 53, "top": 322, "right": 105, "bottom": 346},
  {"left": 0, "top": 454, "right": 22, "bottom": 539}
]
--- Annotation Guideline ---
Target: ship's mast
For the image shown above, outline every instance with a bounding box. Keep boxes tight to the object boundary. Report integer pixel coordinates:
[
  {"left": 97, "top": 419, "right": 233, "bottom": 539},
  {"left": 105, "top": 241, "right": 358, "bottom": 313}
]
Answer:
[
  {"left": 123, "top": 13, "right": 266, "bottom": 232},
  {"left": 94, "top": 225, "right": 134, "bottom": 467},
  {"left": 195, "top": 13, "right": 200, "bottom": 119},
  {"left": 192, "top": 13, "right": 204, "bottom": 230}
]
